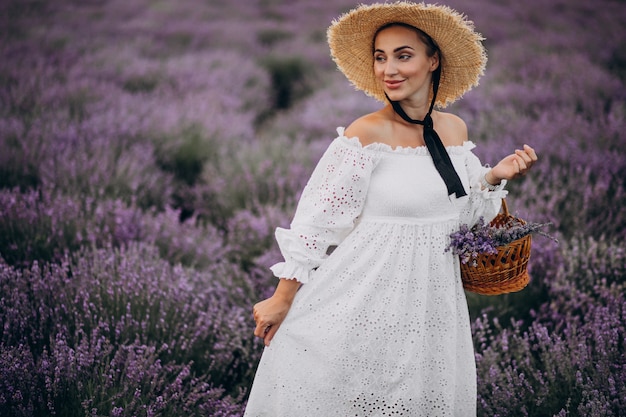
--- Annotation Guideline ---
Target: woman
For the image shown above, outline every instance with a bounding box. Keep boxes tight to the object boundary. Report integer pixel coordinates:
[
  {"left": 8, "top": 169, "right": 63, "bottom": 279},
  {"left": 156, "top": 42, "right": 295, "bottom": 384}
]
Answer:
[{"left": 245, "top": 2, "right": 537, "bottom": 416}]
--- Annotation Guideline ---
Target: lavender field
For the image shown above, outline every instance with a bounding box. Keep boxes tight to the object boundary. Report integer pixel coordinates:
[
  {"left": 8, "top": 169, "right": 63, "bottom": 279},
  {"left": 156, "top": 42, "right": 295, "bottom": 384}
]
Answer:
[{"left": 1, "top": 0, "right": 625, "bottom": 415}]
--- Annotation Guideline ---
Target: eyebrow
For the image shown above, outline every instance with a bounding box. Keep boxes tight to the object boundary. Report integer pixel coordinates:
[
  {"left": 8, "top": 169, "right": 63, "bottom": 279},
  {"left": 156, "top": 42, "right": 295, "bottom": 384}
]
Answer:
[{"left": 374, "top": 45, "right": 415, "bottom": 54}]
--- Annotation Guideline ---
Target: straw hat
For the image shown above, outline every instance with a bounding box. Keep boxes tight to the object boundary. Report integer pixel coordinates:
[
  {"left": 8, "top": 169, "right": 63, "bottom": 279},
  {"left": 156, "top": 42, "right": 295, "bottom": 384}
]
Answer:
[{"left": 327, "top": 1, "right": 487, "bottom": 108}]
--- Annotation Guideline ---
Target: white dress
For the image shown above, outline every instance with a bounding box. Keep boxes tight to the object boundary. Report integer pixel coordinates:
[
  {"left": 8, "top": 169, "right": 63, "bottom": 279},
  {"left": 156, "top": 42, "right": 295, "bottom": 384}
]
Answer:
[{"left": 244, "top": 127, "right": 507, "bottom": 417}]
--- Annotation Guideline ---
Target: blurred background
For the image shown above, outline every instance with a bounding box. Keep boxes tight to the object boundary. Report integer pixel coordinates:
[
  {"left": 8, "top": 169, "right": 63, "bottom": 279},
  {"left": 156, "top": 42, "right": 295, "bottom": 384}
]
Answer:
[{"left": 1, "top": 0, "right": 625, "bottom": 415}]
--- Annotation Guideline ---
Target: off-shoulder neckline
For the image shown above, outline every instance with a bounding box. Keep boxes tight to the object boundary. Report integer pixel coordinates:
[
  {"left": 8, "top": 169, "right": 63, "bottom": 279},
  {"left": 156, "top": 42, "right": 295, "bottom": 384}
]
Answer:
[{"left": 335, "top": 127, "right": 476, "bottom": 155}]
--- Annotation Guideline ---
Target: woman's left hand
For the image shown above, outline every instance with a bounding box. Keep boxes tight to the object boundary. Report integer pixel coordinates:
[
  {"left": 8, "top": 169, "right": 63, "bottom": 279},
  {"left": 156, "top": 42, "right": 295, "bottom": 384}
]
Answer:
[{"left": 486, "top": 144, "right": 538, "bottom": 184}]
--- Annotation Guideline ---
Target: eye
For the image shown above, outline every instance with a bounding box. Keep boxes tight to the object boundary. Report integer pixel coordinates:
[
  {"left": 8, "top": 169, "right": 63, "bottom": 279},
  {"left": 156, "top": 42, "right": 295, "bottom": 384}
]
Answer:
[
  {"left": 399, "top": 54, "right": 412, "bottom": 60},
  {"left": 374, "top": 55, "right": 386, "bottom": 63}
]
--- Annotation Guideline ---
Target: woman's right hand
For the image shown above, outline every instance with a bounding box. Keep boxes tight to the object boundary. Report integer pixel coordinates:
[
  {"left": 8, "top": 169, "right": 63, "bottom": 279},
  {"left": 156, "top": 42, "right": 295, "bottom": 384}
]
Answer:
[{"left": 253, "top": 278, "right": 301, "bottom": 346}]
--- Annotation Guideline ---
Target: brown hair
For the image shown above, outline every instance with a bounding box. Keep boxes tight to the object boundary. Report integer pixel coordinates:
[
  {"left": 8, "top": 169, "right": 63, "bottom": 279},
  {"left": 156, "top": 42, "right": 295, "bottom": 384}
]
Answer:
[{"left": 373, "top": 22, "right": 440, "bottom": 58}]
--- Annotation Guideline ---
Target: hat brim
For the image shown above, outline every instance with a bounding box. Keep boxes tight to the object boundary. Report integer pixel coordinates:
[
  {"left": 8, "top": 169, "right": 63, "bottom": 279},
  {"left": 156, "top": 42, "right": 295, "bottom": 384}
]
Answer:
[{"left": 327, "top": 1, "right": 487, "bottom": 108}]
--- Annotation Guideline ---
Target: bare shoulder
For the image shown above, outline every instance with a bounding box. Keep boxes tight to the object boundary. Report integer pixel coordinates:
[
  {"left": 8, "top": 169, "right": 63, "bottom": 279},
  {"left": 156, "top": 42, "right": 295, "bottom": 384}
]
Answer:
[
  {"left": 344, "top": 110, "right": 391, "bottom": 147},
  {"left": 434, "top": 111, "right": 468, "bottom": 146}
]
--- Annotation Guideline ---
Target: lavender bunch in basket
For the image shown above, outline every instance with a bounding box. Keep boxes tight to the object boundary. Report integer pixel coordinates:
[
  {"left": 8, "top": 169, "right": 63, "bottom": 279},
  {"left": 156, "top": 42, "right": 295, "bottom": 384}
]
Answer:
[
  {"left": 491, "top": 218, "right": 557, "bottom": 247},
  {"left": 446, "top": 217, "right": 557, "bottom": 267},
  {"left": 446, "top": 218, "right": 499, "bottom": 266}
]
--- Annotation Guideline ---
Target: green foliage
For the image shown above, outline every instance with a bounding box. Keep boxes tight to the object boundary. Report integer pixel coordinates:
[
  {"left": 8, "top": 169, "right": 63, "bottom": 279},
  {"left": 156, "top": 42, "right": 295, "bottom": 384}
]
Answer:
[
  {"left": 0, "top": 131, "right": 41, "bottom": 191},
  {"left": 65, "top": 87, "right": 94, "bottom": 122},
  {"left": 122, "top": 73, "right": 161, "bottom": 94},
  {"left": 154, "top": 123, "right": 220, "bottom": 186},
  {"left": 164, "top": 31, "right": 193, "bottom": 51},
  {"left": 257, "top": 28, "right": 292, "bottom": 46},
  {"left": 260, "top": 55, "right": 314, "bottom": 110},
  {"left": 1, "top": 0, "right": 50, "bottom": 40},
  {"left": 608, "top": 42, "right": 626, "bottom": 81}
]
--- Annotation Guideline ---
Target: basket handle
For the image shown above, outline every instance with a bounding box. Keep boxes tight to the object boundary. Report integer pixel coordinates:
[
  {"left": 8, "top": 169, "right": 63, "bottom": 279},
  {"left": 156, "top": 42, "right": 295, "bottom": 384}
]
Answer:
[{"left": 501, "top": 198, "right": 509, "bottom": 216}]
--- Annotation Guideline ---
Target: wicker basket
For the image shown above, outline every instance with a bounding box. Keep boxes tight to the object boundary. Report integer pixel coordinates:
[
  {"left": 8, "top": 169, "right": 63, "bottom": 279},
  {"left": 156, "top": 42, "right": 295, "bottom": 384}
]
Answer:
[{"left": 461, "top": 199, "right": 532, "bottom": 295}]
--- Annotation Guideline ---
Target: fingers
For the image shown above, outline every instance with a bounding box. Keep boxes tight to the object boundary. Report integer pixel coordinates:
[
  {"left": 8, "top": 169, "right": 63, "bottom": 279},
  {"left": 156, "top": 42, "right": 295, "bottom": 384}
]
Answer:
[
  {"left": 253, "top": 304, "right": 277, "bottom": 346},
  {"left": 264, "top": 325, "right": 280, "bottom": 347},
  {"left": 253, "top": 319, "right": 279, "bottom": 346},
  {"left": 522, "top": 144, "right": 538, "bottom": 162},
  {"left": 253, "top": 306, "right": 268, "bottom": 337},
  {"left": 252, "top": 296, "right": 292, "bottom": 346},
  {"left": 253, "top": 321, "right": 270, "bottom": 339},
  {"left": 514, "top": 154, "right": 527, "bottom": 173},
  {"left": 492, "top": 145, "right": 538, "bottom": 181},
  {"left": 514, "top": 144, "right": 538, "bottom": 175}
]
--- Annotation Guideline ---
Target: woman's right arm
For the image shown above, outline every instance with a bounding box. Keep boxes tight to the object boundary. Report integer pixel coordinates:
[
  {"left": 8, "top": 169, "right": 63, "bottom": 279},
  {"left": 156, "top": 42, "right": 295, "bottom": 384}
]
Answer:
[
  {"left": 255, "top": 131, "right": 377, "bottom": 346},
  {"left": 253, "top": 278, "right": 302, "bottom": 346}
]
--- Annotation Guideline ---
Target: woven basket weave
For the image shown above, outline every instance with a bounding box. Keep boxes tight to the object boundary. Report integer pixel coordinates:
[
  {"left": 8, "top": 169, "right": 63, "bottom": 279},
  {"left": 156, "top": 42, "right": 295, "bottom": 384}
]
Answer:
[{"left": 461, "top": 199, "right": 532, "bottom": 295}]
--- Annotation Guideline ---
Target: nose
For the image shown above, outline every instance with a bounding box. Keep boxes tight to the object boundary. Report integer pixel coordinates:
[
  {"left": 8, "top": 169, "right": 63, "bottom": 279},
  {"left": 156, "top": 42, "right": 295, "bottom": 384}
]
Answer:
[{"left": 383, "top": 60, "right": 398, "bottom": 76}]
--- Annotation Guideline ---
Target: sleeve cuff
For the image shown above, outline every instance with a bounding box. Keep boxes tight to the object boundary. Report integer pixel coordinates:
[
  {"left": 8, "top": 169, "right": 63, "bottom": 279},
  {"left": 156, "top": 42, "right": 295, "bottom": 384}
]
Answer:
[
  {"left": 269, "top": 261, "right": 312, "bottom": 284},
  {"left": 477, "top": 179, "right": 508, "bottom": 200}
]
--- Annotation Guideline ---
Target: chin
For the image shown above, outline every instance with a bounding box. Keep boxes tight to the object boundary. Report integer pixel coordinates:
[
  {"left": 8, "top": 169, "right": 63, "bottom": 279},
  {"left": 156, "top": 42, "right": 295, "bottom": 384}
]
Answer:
[{"left": 384, "top": 91, "right": 406, "bottom": 102}]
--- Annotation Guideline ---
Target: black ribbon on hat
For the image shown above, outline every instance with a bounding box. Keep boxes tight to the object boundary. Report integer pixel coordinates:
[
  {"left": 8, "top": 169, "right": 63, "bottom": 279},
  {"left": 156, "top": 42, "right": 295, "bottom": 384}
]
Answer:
[{"left": 386, "top": 68, "right": 467, "bottom": 198}]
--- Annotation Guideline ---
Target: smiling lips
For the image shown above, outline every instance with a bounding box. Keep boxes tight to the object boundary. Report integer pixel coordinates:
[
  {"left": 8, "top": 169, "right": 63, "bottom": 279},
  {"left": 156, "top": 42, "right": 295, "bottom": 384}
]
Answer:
[{"left": 384, "top": 79, "right": 405, "bottom": 89}]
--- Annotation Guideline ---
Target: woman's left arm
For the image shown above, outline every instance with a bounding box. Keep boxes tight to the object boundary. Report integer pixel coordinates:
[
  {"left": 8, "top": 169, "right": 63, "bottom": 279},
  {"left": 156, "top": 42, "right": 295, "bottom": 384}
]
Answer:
[{"left": 458, "top": 142, "right": 537, "bottom": 228}]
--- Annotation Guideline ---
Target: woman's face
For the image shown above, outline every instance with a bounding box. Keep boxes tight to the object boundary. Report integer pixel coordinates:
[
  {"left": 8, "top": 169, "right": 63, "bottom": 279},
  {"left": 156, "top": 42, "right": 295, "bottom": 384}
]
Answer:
[{"left": 373, "top": 25, "right": 439, "bottom": 103}]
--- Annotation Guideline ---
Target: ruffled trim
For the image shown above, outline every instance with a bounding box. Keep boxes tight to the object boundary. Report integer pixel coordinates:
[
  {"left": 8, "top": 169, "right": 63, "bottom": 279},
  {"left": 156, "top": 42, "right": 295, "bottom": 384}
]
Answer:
[
  {"left": 474, "top": 178, "right": 508, "bottom": 200},
  {"left": 336, "top": 126, "right": 475, "bottom": 156},
  {"left": 269, "top": 261, "right": 311, "bottom": 284}
]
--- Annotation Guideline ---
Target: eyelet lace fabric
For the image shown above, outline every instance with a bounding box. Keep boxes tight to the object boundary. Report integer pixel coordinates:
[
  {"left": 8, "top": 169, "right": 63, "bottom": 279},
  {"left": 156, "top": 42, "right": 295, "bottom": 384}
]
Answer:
[{"left": 246, "top": 127, "right": 507, "bottom": 417}]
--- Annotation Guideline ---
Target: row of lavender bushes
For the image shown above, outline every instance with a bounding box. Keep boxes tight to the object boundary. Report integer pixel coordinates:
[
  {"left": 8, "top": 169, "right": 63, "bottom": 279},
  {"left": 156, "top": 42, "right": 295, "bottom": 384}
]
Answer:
[{"left": 1, "top": 0, "right": 625, "bottom": 415}]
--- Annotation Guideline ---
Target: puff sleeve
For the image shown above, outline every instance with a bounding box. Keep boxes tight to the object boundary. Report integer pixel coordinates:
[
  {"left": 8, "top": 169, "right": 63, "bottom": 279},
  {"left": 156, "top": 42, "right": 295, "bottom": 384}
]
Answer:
[
  {"left": 270, "top": 130, "right": 377, "bottom": 284},
  {"left": 459, "top": 142, "right": 508, "bottom": 227}
]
